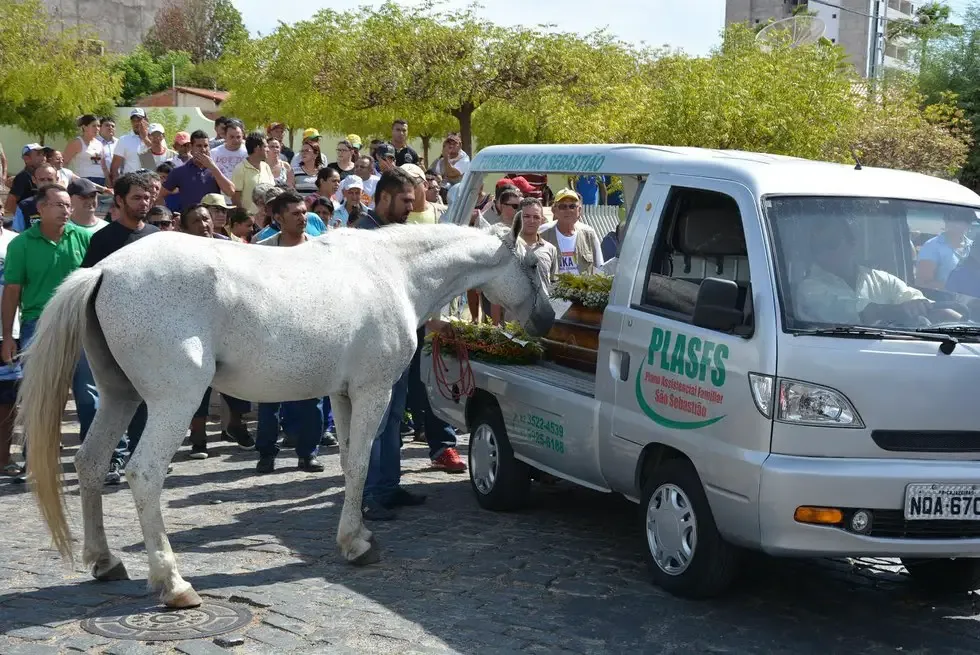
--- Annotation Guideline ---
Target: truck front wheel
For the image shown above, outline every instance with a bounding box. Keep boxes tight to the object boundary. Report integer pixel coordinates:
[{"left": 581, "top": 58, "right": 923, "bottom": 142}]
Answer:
[
  {"left": 902, "top": 558, "right": 980, "bottom": 594},
  {"left": 641, "top": 458, "right": 740, "bottom": 599},
  {"left": 468, "top": 405, "right": 530, "bottom": 511}
]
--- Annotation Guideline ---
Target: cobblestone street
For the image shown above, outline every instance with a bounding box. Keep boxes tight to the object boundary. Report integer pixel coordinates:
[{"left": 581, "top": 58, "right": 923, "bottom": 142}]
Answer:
[{"left": 1, "top": 409, "right": 980, "bottom": 654}]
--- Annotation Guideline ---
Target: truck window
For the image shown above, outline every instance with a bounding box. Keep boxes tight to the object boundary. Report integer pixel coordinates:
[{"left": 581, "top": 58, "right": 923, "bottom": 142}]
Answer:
[{"left": 638, "top": 187, "right": 751, "bottom": 327}]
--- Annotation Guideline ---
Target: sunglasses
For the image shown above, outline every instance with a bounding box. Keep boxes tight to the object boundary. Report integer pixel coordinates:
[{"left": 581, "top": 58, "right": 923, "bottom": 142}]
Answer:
[
  {"left": 151, "top": 220, "right": 173, "bottom": 227},
  {"left": 502, "top": 202, "right": 520, "bottom": 209},
  {"left": 554, "top": 203, "right": 578, "bottom": 211}
]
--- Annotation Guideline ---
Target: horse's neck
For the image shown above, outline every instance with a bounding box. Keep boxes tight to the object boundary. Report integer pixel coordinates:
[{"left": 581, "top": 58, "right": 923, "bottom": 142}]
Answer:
[{"left": 397, "top": 228, "right": 506, "bottom": 323}]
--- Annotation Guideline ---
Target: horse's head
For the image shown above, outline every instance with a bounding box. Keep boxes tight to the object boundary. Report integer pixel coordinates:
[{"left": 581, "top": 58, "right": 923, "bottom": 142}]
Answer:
[{"left": 480, "top": 214, "right": 555, "bottom": 337}]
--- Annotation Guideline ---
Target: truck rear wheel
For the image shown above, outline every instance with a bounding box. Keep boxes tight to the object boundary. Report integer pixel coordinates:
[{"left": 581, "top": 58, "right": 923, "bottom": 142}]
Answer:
[
  {"left": 902, "top": 558, "right": 980, "bottom": 594},
  {"left": 468, "top": 405, "right": 530, "bottom": 511},
  {"left": 641, "top": 458, "right": 740, "bottom": 599}
]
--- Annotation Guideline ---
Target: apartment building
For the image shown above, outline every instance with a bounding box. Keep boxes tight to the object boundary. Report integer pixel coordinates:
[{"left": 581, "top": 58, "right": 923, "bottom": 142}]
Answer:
[{"left": 725, "top": 0, "right": 917, "bottom": 77}]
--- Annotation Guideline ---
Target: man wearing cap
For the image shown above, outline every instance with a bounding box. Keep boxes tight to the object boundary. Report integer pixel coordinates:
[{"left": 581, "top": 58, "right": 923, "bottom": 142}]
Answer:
[
  {"left": 374, "top": 143, "right": 397, "bottom": 175},
  {"left": 139, "top": 123, "right": 176, "bottom": 170},
  {"left": 334, "top": 175, "right": 368, "bottom": 227},
  {"left": 68, "top": 178, "right": 108, "bottom": 234},
  {"left": 169, "top": 132, "right": 192, "bottom": 167},
  {"left": 540, "top": 188, "right": 604, "bottom": 276},
  {"left": 482, "top": 182, "right": 522, "bottom": 226},
  {"left": 402, "top": 164, "right": 446, "bottom": 225},
  {"left": 162, "top": 130, "right": 236, "bottom": 212},
  {"left": 231, "top": 132, "right": 275, "bottom": 214},
  {"left": 347, "top": 134, "right": 362, "bottom": 153},
  {"left": 266, "top": 123, "right": 294, "bottom": 161},
  {"left": 12, "top": 164, "right": 59, "bottom": 232},
  {"left": 4, "top": 144, "right": 46, "bottom": 215},
  {"left": 201, "top": 193, "right": 235, "bottom": 233},
  {"left": 211, "top": 119, "right": 247, "bottom": 184},
  {"left": 391, "top": 119, "right": 420, "bottom": 166},
  {"left": 109, "top": 108, "right": 151, "bottom": 185},
  {"left": 433, "top": 133, "right": 470, "bottom": 187}
]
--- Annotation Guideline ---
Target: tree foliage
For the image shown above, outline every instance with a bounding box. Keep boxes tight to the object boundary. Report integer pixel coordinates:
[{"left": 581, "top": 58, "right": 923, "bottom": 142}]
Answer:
[
  {"left": 147, "top": 108, "right": 192, "bottom": 140},
  {"left": 144, "top": 0, "right": 247, "bottom": 64},
  {"left": 111, "top": 46, "right": 196, "bottom": 105},
  {"left": 0, "top": 0, "right": 121, "bottom": 141}
]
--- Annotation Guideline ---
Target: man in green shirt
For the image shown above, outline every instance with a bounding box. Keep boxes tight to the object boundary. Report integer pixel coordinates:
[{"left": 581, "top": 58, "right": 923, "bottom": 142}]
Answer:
[{"left": 2, "top": 183, "right": 97, "bottom": 476}]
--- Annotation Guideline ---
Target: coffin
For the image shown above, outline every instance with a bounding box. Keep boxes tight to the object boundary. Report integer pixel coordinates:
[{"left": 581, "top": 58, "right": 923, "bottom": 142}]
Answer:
[{"left": 543, "top": 303, "right": 602, "bottom": 374}]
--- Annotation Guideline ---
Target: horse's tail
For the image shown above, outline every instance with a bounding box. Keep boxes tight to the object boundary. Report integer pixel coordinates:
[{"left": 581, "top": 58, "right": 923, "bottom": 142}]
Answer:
[{"left": 20, "top": 267, "right": 103, "bottom": 562}]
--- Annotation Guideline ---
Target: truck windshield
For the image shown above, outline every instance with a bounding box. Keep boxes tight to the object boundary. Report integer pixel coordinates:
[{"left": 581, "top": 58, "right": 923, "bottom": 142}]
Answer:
[{"left": 765, "top": 196, "right": 980, "bottom": 333}]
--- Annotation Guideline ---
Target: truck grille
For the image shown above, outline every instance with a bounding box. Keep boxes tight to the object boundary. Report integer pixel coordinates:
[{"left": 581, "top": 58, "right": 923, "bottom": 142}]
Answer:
[
  {"left": 871, "top": 430, "right": 980, "bottom": 453},
  {"left": 864, "top": 510, "right": 980, "bottom": 539}
]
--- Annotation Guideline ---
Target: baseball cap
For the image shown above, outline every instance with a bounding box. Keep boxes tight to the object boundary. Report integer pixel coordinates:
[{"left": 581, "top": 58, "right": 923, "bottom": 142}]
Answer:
[
  {"left": 500, "top": 176, "right": 535, "bottom": 195},
  {"left": 67, "top": 177, "right": 98, "bottom": 197},
  {"left": 267, "top": 122, "right": 285, "bottom": 132},
  {"left": 148, "top": 123, "right": 165, "bottom": 135},
  {"left": 375, "top": 143, "right": 396, "bottom": 159},
  {"left": 341, "top": 175, "right": 364, "bottom": 192},
  {"left": 553, "top": 188, "right": 582, "bottom": 205},
  {"left": 346, "top": 134, "right": 362, "bottom": 149},
  {"left": 201, "top": 193, "right": 234, "bottom": 209},
  {"left": 399, "top": 163, "right": 425, "bottom": 184},
  {"left": 173, "top": 131, "right": 190, "bottom": 146},
  {"left": 21, "top": 143, "right": 43, "bottom": 156},
  {"left": 303, "top": 128, "right": 320, "bottom": 141},
  {"left": 130, "top": 108, "right": 146, "bottom": 118}
]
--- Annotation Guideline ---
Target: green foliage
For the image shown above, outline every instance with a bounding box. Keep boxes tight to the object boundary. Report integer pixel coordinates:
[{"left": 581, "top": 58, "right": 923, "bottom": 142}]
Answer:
[
  {"left": 144, "top": 0, "right": 247, "bottom": 64},
  {"left": 423, "top": 319, "right": 544, "bottom": 365},
  {"left": 0, "top": 0, "right": 121, "bottom": 141},
  {"left": 111, "top": 46, "right": 196, "bottom": 105},
  {"left": 147, "top": 108, "right": 191, "bottom": 140},
  {"left": 552, "top": 273, "right": 614, "bottom": 309}
]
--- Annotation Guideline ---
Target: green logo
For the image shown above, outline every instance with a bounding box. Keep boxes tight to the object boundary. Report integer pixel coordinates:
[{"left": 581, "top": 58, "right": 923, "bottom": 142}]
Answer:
[{"left": 634, "top": 327, "right": 728, "bottom": 430}]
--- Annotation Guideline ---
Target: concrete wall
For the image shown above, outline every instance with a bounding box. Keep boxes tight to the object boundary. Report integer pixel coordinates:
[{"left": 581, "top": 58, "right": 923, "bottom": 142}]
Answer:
[
  {"left": 1, "top": 106, "right": 213, "bottom": 176},
  {"left": 43, "top": 0, "right": 164, "bottom": 54}
]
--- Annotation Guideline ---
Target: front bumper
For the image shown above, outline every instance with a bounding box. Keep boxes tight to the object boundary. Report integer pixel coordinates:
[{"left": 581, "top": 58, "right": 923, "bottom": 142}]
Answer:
[{"left": 759, "top": 454, "right": 980, "bottom": 558}]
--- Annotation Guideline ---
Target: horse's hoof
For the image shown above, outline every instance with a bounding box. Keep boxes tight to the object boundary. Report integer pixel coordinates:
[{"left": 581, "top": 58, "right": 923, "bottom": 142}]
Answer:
[
  {"left": 164, "top": 588, "right": 202, "bottom": 609},
  {"left": 93, "top": 560, "right": 129, "bottom": 582},
  {"left": 350, "top": 538, "right": 381, "bottom": 567}
]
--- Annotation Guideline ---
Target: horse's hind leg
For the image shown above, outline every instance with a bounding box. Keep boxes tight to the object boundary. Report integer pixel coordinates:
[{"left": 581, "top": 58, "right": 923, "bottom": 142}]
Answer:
[
  {"left": 78, "top": 392, "right": 140, "bottom": 582},
  {"left": 330, "top": 394, "right": 351, "bottom": 475},
  {"left": 337, "top": 386, "right": 392, "bottom": 565},
  {"left": 125, "top": 397, "right": 204, "bottom": 608}
]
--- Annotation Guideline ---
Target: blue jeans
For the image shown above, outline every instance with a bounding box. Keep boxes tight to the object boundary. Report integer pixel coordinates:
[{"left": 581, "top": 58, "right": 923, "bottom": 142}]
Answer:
[
  {"left": 407, "top": 327, "right": 457, "bottom": 459},
  {"left": 364, "top": 368, "right": 410, "bottom": 503},
  {"left": 20, "top": 319, "right": 126, "bottom": 463},
  {"left": 256, "top": 399, "right": 322, "bottom": 459}
]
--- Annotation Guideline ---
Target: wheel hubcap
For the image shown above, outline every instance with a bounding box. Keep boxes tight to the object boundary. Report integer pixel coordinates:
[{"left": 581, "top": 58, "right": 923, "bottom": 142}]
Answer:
[
  {"left": 470, "top": 424, "right": 498, "bottom": 494},
  {"left": 646, "top": 483, "right": 697, "bottom": 575}
]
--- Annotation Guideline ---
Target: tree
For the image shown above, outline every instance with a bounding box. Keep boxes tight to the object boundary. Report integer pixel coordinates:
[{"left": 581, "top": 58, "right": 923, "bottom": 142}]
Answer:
[
  {"left": 144, "top": 0, "right": 247, "bottom": 65},
  {"left": 147, "top": 108, "right": 192, "bottom": 140},
  {"left": 111, "top": 46, "right": 195, "bottom": 105},
  {"left": 0, "top": 0, "right": 121, "bottom": 142},
  {"left": 888, "top": 1, "right": 963, "bottom": 72}
]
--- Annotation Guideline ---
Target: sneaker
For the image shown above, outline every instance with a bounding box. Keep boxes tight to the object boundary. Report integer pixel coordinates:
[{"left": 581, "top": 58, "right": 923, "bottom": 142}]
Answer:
[
  {"left": 384, "top": 487, "right": 427, "bottom": 508},
  {"left": 431, "top": 448, "right": 467, "bottom": 473},
  {"left": 224, "top": 425, "right": 255, "bottom": 449},
  {"left": 321, "top": 431, "right": 338, "bottom": 447},
  {"left": 189, "top": 444, "right": 209, "bottom": 460},
  {"left": 362, "top": 497, "right": 397, "bottom": 521},
  {"left": 400, "top": 421, "right": 415, "bottom": 437},
  {"left": 297, "top": 456, "right": 324, "bottom": 472},
  {"left": 104, "top": 462, "right": 122, "bottom": 486},
  {"left": 256, "top": 454, "right": 275, "bottom": 474}
]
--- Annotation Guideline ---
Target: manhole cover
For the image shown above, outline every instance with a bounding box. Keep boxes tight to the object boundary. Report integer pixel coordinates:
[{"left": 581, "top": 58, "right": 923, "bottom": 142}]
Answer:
[{"left": 80, "top": 599, "right": 252, "bottom": 641}]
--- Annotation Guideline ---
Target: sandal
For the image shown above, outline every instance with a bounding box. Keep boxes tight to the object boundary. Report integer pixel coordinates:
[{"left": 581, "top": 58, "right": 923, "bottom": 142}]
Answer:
[{"left": 2, "top": 463, "right": 25, "bottom": 476}]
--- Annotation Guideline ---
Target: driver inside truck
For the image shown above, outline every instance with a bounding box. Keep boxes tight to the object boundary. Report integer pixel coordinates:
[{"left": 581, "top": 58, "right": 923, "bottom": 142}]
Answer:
[{"left": 795, "top": 217, "right": 960, "bottom": 326}]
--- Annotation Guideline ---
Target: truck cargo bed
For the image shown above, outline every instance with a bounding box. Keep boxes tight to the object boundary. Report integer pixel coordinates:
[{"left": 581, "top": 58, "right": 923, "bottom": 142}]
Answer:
[{"left": 480, "top": 361, "right": 596, "bottom": 398}]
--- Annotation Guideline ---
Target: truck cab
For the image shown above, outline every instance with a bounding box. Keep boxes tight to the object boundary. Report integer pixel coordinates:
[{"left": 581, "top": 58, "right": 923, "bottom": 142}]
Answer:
[{"left": 427, "top": 144, "right": 980, "bottom": 598}]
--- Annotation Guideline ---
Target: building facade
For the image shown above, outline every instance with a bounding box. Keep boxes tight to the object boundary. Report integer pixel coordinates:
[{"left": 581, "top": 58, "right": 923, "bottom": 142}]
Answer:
[
  {"left": 43, "top": 0, "right": 164, "bottom": 54},
  {"left": 725, "top": 0, "right": 916, "bottom": 78}
]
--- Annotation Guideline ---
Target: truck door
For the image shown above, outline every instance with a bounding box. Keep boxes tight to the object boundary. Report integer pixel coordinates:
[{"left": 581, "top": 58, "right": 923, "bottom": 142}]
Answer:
[{"left": 608, "top": 179, "right": 778, "bottom": 545}]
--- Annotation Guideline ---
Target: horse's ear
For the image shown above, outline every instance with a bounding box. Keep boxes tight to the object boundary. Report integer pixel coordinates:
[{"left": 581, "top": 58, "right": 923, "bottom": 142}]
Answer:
[{"left": 510, "top": 210, "right": 523, "bottom": 245}]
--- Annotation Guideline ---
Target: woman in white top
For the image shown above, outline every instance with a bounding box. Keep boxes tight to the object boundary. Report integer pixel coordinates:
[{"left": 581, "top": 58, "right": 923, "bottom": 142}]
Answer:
[
  {"left": 62, "top": 114, "right": 108, "bottom": 184},
  {"left": 266, "top": 138, "right": 294, "bottom": 188}
]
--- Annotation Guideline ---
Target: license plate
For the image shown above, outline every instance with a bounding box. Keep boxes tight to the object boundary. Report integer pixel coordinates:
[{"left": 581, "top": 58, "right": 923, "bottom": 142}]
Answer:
[{"left": 904, "top": 483, "right": 980, "bottom": 520}]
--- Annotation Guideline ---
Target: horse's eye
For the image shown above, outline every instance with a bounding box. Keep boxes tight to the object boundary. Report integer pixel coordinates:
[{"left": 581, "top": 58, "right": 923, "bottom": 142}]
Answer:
[{"left": 529, "top": 262, "right": 538, "bottom": 269}]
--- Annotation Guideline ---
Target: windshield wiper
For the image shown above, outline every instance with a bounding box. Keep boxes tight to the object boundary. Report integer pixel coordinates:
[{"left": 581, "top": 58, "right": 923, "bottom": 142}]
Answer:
[
  {"left": 918, "top": 324, "right": 980, "bottom": 337},
  {"left": 795, "top": 326, "right": 958, "bottom": 354}
]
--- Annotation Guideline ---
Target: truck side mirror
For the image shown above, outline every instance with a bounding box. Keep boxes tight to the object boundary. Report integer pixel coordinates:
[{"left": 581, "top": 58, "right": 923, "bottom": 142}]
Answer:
[{"left": 692, "top": 277, "right": 742, "bottom": 333}]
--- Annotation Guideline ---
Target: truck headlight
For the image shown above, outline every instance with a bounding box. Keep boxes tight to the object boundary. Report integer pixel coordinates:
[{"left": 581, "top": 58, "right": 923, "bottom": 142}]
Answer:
[{"left": 777, "top": 379, "right": 864, "bottom": 428}]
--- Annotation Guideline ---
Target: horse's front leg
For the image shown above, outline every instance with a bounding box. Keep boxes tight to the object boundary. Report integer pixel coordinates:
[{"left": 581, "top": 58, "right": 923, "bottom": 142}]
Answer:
[
  {"left": 126, "top": 400, "right": 203, "bottom": 608},
  {"left": 337, "top": 384, "right": 394, "bottom": 565}
]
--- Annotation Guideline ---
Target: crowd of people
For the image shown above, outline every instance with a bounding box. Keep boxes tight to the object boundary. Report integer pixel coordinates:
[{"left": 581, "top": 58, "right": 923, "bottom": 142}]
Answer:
[{"left": 0, "top": 112, "right": 625, "bottom": 521}]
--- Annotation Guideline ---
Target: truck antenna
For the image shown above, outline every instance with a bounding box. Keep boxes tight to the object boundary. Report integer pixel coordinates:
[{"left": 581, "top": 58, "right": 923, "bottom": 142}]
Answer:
[{"left": 850, "top": 147, "right": 863, "bottom": 170}]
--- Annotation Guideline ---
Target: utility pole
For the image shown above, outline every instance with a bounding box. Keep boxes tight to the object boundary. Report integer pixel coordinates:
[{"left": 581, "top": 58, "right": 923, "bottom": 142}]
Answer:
[{"left": 868, "top": 0, "right": 885, "bottom": 80}]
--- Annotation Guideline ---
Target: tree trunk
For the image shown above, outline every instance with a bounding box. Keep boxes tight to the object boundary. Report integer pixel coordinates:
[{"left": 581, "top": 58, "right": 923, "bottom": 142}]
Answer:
[
  {"left": 453, "top": 102, "right": 476, "bottom": 156},
  {"left": 420, "top": 135, "right": 432, "bottom": 169}
]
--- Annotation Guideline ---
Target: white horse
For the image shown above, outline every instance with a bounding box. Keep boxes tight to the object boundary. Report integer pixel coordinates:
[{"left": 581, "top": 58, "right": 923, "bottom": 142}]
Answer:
[{"left": 22, "top": 220, "right": 553, "bottom": 609}]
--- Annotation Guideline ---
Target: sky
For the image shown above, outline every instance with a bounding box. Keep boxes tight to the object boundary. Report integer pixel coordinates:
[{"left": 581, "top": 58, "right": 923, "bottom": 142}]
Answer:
[{"left": 233, "top": 0, "right": 728, "bottom": 56}]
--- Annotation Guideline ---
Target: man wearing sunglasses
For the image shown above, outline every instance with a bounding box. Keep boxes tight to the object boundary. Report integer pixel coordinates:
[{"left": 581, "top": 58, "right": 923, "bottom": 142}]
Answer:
[
  {"left": 482, "top": 185, "right": 522, "bottom": 227},
  {"left": 539, "top": 188, "right": 604, "bottom": 276}
]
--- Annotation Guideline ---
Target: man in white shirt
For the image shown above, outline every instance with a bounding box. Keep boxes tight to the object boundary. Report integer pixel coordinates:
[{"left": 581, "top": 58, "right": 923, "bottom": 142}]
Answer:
[
  {"left": 433, "top": 133, "right": 470, "bottom": 187},
  {"left": 210, "top": 120, "right": 247, "bottom": 185},
  {"left": 353, "top": 156, "right": 380, "bottom": 208},
  {"left": 538, "top": 188, "right": 604, "bottom": 276},
  {"left": 109, "top": 109, "right": 150, "bottom": 185}
]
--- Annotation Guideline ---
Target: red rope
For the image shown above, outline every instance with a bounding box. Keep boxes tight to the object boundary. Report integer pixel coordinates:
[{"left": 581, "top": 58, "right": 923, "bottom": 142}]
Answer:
[{"left": 431, "top": 324, "right": 476, "bottom": 402}]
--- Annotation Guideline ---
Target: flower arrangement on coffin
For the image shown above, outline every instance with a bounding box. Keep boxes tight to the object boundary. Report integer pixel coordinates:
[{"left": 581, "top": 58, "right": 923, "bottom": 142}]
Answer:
[
  {"left": 551, "top": 273, "right": 613, "bottom": 310},
  {"left": 425, "top": 319, "right": 545, "bottom": 365}
]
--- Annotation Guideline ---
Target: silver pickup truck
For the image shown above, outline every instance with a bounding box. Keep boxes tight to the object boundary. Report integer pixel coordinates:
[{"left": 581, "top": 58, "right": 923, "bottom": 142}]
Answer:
[{"left": 427, "top": 144, "right": 980, "bottom": 599}]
